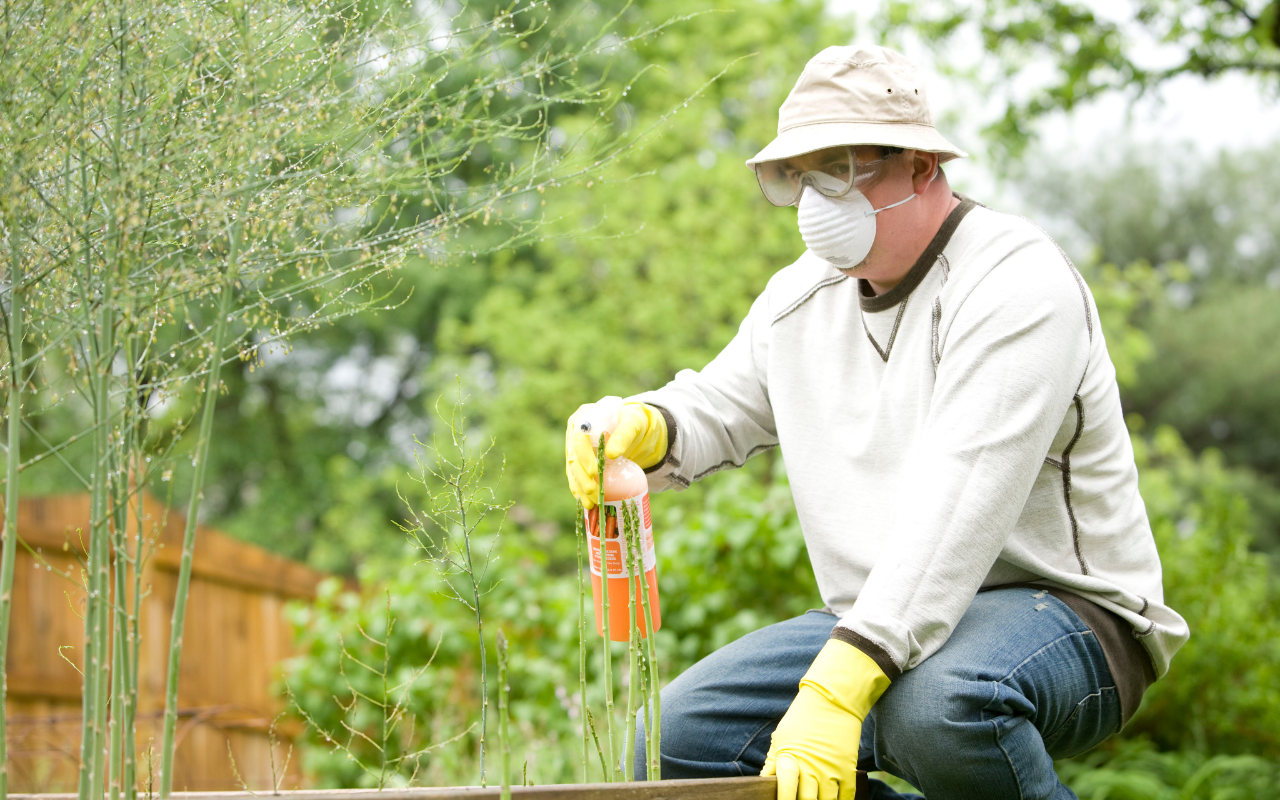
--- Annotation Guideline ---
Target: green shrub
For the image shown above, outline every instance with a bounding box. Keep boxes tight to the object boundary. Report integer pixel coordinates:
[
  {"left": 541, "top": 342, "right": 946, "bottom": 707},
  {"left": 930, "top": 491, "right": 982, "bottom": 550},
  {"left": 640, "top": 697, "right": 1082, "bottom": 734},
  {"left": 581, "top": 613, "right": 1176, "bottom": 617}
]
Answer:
[
  {"left": 1060, "top": 738, "right": 1280, "bottom": 799},
  {"left": 282, "top": 445, "right": 824, "bottom": 787},
  {"left": 1124, "top": 425, "right": 1280, "bottom": 755},
  {"left": 283, "top": 552, "right": 594, "bottom": 788}
]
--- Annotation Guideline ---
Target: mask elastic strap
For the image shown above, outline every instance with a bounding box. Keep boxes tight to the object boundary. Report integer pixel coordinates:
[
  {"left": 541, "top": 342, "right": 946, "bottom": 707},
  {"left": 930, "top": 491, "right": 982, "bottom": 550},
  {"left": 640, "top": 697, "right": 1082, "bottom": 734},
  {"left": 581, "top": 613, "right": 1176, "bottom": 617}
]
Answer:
[
  {"left": 866, "top": 160, "right": 939, "bottom": 217},
  {"left": 865, "top": 191, "right": 917, "bottom": 218}
]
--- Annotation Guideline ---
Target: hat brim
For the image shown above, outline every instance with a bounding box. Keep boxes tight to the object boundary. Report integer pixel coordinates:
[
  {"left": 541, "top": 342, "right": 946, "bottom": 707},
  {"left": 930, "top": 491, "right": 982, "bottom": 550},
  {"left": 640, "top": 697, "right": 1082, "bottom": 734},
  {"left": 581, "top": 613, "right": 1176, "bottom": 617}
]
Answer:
[{"left": 745, "top": 121, "right": 967, "bottom": 167}]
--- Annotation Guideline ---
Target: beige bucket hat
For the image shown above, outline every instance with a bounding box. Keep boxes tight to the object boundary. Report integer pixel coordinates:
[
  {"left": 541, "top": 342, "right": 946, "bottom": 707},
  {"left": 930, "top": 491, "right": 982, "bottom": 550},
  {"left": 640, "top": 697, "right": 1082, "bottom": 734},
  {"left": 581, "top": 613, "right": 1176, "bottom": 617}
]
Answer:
[{"left": 746, "top": 45, "right": 967, "bottom": 167}]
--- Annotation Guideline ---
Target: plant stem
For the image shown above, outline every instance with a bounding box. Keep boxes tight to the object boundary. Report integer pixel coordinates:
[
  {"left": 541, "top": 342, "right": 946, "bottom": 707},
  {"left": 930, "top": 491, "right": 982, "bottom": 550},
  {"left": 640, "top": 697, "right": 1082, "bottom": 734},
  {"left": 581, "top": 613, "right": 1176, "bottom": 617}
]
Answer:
[
  {"left": 636, "top": 511, "right": 661, "bottom": 781},
  {"left": 584, "top": 708, "right": 609, "bottom": 781},
  {"left": 456, "top": 465, "right": 488, "bottom": 786},
  {"left": 0, "top": 220, "right": 24, "bottom": 800},
  {"left": 379, "top": 593, "right": 394, "bottom": 790},
  {"left": 107, "top": 367, "right": 138, "bottom": 800},
  {"left": 123, "top": 490, "right": 144, "bottom": 796},
  {"left": 595, "top": 439, "right": 615, "bottom": 781},
  {"left": 108, "top": 509, "right": 126, "bottom": 800},
  {"left": 78, "top": 286, "right": 116, "bottom": 800},
  {"left": 622, "top": 499, "right": 641, "bottom": 782},
  {"left": 158, "top": 232, "right": 239, "bottom": 798},
  {"left": 497, "top": 631, "right": 510, "bottom": 800},
  {"left": 575, "top": 503, "right": 590, "bottom": 781}
]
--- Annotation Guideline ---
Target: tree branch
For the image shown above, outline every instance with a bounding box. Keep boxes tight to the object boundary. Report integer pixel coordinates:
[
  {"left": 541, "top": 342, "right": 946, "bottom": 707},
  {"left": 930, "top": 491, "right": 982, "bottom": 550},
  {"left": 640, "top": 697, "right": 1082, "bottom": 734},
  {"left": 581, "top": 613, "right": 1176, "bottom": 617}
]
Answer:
[
  {"left": 1171, "top": 57, "right": 1280, "bottom": 79},
  {"left": 1217, "top": 0, "right": 1258, "bottom": 25}
]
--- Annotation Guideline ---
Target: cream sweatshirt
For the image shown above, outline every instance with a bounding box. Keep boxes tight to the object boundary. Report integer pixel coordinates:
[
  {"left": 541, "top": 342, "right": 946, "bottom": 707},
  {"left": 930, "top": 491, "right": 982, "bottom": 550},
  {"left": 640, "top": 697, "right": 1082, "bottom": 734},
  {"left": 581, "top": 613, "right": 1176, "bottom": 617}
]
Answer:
[{"left": 635, "top": 198, "right": 1189, "bottom": 679}]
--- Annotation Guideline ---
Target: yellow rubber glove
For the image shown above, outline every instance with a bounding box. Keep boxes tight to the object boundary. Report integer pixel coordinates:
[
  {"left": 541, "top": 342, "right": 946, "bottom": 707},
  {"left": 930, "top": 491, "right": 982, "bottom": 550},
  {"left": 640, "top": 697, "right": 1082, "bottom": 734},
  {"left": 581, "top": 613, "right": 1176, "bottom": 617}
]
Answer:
[
  {"left": 762, "top": 639, "right": 891, "bottom": 800},
  {"left": 565, "top": 400, "right": 668, "bottom": 509}
]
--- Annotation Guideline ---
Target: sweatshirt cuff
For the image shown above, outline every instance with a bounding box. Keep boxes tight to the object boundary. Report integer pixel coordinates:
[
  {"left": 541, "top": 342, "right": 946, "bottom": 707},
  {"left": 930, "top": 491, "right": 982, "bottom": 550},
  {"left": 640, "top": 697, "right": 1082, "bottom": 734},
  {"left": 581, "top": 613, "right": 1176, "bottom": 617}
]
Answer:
[
  {"left": 830, "top": 625, "right": 902, "bottom": 681},
  {"left": 642, "top": 403, "right": 678, "bottom": 475}
]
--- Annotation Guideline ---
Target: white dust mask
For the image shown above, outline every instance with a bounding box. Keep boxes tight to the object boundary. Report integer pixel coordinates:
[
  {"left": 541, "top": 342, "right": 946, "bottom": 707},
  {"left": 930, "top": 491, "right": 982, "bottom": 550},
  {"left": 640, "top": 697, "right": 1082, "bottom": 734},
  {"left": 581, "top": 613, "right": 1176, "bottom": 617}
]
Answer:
[{"left": 796, "top": 184, "right": 918, "bottom": 269}]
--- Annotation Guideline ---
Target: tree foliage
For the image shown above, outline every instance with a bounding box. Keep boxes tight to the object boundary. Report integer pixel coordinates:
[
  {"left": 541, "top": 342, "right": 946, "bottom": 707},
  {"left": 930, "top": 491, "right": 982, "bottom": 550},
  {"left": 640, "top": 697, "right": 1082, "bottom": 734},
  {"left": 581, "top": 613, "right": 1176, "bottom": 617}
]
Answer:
[
  {"left": 177, "top": 0, "right": 836, "bottom": 575},
  {"left": 874, "top": 0, "right": 1280, "bottom": 157},
  {"left": 1009, "top": 142, "right": 1280, "bottom": 291}
]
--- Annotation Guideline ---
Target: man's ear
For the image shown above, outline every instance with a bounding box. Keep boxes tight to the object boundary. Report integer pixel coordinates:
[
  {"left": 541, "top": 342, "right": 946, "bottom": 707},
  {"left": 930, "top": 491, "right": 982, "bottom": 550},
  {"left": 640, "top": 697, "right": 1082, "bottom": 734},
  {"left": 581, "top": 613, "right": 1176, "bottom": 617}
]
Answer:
[{"left": 910, "top": 150, "right": 940, "bottom": 192}]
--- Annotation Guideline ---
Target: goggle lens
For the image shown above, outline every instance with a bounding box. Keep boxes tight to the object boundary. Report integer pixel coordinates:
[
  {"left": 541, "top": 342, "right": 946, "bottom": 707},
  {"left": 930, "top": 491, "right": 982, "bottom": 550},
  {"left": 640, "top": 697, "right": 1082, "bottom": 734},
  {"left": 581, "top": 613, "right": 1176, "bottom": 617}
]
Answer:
[{"left": 754, "top": 148, "right": 891, "bottom": 206}]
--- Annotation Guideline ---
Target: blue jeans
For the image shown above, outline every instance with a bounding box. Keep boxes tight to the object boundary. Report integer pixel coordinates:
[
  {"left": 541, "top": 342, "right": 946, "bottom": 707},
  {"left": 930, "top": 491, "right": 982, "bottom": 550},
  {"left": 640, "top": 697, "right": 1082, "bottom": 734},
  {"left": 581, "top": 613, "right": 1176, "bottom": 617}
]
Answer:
[{"left": 633, "top": 587, "right": 1122, "bottom": 799}]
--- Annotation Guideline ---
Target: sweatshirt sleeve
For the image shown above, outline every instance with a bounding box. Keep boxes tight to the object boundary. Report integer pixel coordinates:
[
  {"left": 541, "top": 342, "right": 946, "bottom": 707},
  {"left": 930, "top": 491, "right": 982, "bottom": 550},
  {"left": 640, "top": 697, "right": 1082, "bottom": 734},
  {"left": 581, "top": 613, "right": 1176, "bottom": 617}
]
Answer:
[
  {"left": 631, "top": 288, "right": 779, "bottom": 490},
  {"left": 836, "top": 245, "right": 1094, "bottom": 676}
]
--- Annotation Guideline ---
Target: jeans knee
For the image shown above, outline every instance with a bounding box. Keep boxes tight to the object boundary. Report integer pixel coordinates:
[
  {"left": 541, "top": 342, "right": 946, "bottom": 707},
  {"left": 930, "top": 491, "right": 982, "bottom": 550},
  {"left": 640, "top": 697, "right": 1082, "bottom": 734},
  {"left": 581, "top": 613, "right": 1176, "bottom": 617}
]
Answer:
[
  {"left": 871, "top": 671, "right": 1016, "bottom": 765},
  {"left": 646, "top": 686, "right": 688, "bottom": 755},
  {"left": 869, "top": 674, "right": 1070, "bottom": 798},
  {"left": 633, "top": 689, "right": 700, "bottom": 773}
]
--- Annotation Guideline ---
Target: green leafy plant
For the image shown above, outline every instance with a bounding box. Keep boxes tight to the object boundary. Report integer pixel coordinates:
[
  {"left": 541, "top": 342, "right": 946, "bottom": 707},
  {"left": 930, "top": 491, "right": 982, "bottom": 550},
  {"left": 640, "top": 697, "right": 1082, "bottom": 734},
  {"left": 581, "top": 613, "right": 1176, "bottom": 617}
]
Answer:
[
  {"left": 398, "top": 391, "right": 511, "bottom": 784},
  {"left": 285, "top": 566, "right": 484, "bottom": 788},
  {"left": 1121, "top": 425, "right": 1280, "bottom": 756},
  {"left": 1060, "top": 737, "right": 1280, "bottom": 799},
  {"left": 283, "top": 440, "right": 822, "bottom": 787},
  {"left": 287, "top": 590, "right": 463, "bottom": 788}
]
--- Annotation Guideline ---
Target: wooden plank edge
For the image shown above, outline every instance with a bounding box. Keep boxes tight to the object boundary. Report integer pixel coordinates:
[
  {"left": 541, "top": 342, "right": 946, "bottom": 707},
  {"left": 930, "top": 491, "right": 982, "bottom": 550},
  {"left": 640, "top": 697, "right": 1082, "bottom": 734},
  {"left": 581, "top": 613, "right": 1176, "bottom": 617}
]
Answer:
[{"left": 10, "top": 775, "right": 777, "bottom": 800}]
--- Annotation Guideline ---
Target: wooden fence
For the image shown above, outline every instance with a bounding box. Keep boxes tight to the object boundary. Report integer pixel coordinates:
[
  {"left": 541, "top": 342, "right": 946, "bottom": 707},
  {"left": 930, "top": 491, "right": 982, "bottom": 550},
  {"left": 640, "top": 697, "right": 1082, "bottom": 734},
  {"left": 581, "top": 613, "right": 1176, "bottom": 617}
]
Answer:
[{"left": 4, "top": 493, "right": 335, "bottom": 793}]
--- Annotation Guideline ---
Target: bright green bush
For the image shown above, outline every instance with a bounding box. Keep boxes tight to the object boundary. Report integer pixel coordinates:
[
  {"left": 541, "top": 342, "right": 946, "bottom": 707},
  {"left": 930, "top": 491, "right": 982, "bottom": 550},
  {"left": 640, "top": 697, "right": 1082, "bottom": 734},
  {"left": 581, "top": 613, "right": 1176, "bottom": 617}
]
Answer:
[
  {"left": 283, "top": 551, "right": 590, "bottom": 788},
  {"left": 1128, "top": 289, "right": 1280, "bottom": 548},
  {"left": 1122, "top": 425, "right": 1280, "bottom": 756},
  {"left": 1059, "top": 738, "right": 1280, "bottom": 799},
  {"left": 282, "top": 450, "right": 819, "bottom": 787}
]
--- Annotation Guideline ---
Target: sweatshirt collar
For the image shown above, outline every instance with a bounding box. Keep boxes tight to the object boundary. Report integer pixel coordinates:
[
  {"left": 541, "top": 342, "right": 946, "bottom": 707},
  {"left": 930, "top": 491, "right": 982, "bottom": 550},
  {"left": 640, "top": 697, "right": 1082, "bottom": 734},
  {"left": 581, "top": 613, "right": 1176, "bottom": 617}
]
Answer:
[{"left": 859, "top": 195, "right": 976, "bottom": 312}]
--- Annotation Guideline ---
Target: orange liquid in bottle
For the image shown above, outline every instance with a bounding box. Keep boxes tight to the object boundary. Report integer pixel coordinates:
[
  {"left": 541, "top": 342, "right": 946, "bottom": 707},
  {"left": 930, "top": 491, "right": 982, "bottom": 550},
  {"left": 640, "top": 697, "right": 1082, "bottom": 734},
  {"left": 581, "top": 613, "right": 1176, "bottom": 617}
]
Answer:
[{"left": 586, "top": 457, "right": 661, "bottom": 641}]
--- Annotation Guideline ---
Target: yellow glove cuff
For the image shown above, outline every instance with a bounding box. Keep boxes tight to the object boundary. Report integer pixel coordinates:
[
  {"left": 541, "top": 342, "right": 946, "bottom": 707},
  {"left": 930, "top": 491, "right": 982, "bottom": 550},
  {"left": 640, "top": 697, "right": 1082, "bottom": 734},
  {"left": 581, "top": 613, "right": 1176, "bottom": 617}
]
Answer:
[{"left": 801, "top": 639, "right": 891, "bottom": 721}]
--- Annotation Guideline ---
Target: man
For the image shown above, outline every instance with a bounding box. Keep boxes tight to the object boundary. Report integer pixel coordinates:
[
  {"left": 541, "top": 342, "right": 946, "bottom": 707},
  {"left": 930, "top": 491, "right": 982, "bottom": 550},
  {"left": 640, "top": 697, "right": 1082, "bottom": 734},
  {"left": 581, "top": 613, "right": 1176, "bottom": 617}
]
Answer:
[{"left": 564, "top": 45, "right": 1188, "bottom": 800}]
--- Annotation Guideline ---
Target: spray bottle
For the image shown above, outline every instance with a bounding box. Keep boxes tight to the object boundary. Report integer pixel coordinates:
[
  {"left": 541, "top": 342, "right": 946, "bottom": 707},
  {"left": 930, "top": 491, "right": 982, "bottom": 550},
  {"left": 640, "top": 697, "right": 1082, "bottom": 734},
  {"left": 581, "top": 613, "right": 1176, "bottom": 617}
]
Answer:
[{"left": 580, "top": 396, "right": 661, "bottom": 642}]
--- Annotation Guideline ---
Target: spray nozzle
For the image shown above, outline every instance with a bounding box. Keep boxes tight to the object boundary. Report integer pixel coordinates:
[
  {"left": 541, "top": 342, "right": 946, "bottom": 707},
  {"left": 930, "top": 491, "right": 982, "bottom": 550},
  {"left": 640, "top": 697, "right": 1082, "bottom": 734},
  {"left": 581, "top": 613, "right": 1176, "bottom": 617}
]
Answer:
[{"left": 576, "top": 396, "right": 623, "bottom": 448}]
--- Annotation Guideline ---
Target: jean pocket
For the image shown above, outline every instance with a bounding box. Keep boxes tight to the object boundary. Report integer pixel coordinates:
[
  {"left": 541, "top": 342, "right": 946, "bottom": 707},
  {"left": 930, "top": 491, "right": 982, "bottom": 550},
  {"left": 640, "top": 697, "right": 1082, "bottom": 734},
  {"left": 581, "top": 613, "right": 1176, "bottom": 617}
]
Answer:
[{"left": 1041, "top": 685, "right": 1122, "bottom": 759}]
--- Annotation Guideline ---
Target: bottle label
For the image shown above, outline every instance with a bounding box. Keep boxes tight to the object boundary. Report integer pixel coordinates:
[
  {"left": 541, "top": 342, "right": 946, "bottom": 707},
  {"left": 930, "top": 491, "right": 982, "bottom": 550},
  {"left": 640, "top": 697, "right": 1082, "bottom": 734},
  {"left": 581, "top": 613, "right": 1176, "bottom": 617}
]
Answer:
[{"left": 586, "top": 493, "right": 655, "bottom": 579}]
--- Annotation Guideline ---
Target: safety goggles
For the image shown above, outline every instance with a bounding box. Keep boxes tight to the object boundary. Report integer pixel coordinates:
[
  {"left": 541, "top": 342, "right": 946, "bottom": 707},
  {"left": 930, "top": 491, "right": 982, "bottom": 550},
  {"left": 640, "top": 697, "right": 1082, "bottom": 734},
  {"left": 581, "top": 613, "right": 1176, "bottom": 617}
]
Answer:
[{"left": 754, "top": 147, "right": 894, "bottom": 207}]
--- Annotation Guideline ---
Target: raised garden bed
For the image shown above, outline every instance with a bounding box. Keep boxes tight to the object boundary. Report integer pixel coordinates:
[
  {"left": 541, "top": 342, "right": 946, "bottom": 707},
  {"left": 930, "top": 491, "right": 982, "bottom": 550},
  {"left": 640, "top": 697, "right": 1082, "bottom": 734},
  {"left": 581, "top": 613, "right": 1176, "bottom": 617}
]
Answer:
[{"left": 12, "top": 777, "right": 778, "bottom": 800}]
